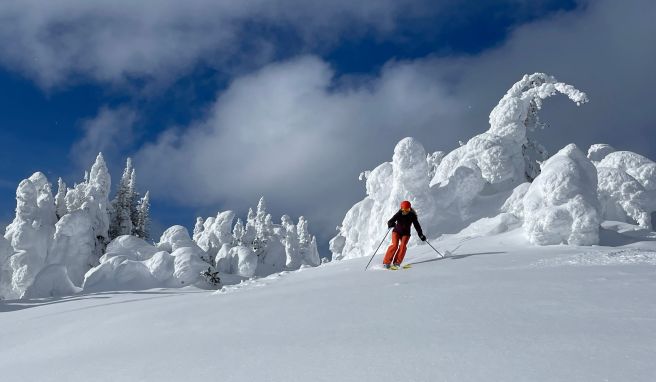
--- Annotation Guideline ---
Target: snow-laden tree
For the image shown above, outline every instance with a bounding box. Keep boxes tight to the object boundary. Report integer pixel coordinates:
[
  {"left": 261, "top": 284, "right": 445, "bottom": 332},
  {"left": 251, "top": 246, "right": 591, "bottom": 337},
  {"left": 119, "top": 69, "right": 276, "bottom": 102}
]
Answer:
[
  {"left": 2, "top": 173, "right": 57, "bottom": 299},
  {"left": 128, "top": 168, "right": 141, "bottom": 236},
  {"left": 195, "top": 211, "right": 236, "bottom": 258},
  {"left": 427, "top": 151, "right": 445, "bottom": 179},
  {"left": 523, "top": 144, "right": 600, "bottom": 245},
  {"left": 331, "top": 73, "right": 590, "bottom": 259},
  {"left": 281, "top": 214, "right": 303, "bottom": 268},
  {"left": 594, "top": 149, "right": 656, "bottom": 228},
  {"left": 134, "top": 191, "right": 151, "bottom": 240},
  {"left": 0, "top": 235, "right": 16, "bottom": 299},
  {"left": 192, "top": 217, "right": 204, "bottom": 242},
  {"left": 49, "top": 153, "right": 111, "bottom": 282},
  {"left": 297, "top": 216, "right": 320, "bottom": 267},
  {"left": 109, "top": 158, "right": 134, "bottom": 239},
  {"left": 54, "top": 177, "right": 68, "bottom": 220},
  {"left": 232, "top": 219, "right": 244, "bottom": 245}
]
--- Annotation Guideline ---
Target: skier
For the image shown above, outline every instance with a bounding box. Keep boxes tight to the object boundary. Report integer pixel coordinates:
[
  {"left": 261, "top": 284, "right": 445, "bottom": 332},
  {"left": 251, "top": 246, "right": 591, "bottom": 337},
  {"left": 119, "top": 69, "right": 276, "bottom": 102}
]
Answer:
[{"left": 383, "top": 200, "right": 426, "bottom": 270}]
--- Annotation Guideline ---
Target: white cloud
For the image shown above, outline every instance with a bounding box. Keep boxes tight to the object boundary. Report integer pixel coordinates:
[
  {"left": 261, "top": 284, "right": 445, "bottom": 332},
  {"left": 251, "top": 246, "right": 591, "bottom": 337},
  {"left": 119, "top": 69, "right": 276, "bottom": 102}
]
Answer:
[
  {"left": 135, "top": 56, "right": 464, "bottom": 233},
  {"left": 0, "top": 0, "right": 439, "bottom": 89},
  {"left": 134, "top": 0, "right": 656, "bottom": 241},
  {"left": 71, "top": 106, "right": 139, "bottom": 170}
]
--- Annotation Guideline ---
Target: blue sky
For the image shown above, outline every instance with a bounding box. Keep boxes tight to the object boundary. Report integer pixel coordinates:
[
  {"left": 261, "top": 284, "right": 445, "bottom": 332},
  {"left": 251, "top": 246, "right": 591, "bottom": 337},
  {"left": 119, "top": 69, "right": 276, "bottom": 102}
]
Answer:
[{"left": 1, "top": 0, "right": 654, "bottom": 254}]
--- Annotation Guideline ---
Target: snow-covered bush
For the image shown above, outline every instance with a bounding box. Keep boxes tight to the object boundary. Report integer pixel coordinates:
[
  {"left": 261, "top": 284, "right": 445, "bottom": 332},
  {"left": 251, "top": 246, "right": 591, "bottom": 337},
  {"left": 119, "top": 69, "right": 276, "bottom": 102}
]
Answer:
[{"left": 522, "top": 144, "right": 600, "bottom": 245}]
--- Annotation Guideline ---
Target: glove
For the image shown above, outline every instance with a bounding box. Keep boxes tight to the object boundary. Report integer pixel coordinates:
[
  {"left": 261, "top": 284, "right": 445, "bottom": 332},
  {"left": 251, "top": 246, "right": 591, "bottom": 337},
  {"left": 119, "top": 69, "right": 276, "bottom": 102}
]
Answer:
[
  {"left": 419, "top": 234, "right": 427, "bottom": 241},
  {"left": 387, "top": 221, "right": 395, "bottom": 228}
]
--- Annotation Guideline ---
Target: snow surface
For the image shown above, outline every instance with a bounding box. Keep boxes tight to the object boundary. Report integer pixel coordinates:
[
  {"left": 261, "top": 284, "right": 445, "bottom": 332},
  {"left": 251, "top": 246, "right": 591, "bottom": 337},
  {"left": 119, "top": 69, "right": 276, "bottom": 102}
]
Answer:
[{"left": 1, "top": 230, "right": 655, "bottom": 382}]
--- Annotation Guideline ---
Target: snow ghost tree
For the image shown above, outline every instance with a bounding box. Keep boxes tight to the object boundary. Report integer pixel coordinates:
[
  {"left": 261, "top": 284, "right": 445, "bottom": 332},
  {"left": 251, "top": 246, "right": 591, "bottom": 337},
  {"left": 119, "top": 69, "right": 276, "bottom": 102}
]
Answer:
[
  {"left": 594, "top": 150, "right": 656, "bottom": 228},
  {"left": 2, "top": 174, "right": 57, "bottom": 298},
  {"left": 331, "top": 73, "right": 590, "bottom": 259},
  {"left": 522, "top": 144, "right": 600, "bottom": 245},
  {"left": 109, "top": 158, "right": 150, "bottom": 241},
  {"left": 195, "top": 197, "right": 320, "bottom": 278},
  {"left": 54, "top": 177, "right": 68, "bottom": 220},
  {"left": 134, "top": 191, "right": 151, "bottom": 240}
]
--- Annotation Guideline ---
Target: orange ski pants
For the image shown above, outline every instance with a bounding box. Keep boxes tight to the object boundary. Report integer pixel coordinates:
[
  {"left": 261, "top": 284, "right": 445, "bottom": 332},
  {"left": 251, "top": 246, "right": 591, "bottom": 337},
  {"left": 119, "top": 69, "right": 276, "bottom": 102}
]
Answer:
[{"left": 383, "top": 232, "right": 410, "bottom": 265}]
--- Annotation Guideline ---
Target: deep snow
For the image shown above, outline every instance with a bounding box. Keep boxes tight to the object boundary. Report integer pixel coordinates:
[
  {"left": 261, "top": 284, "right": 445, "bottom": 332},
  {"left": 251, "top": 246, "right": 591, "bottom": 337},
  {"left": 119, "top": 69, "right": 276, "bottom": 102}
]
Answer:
[{"left": 1, "top": 227, "right": 655, "bottom": 382}]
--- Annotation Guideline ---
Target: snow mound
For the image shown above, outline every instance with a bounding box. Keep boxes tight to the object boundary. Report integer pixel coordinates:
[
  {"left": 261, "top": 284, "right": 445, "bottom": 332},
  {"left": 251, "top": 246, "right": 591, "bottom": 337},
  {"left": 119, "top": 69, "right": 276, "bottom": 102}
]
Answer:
[
  {"left": 459, "top": 213, "right": 521, "bottom": 237},
  {"left": 23, "top": 264, "right": 82, "bottom": 298},
  {"left": 171, "top": 246, "right": 213, "bottom": 285},
  {"left": 82, "top": 227, "right": 215, "bottom": 292},
  {"left": 157, "top": 225, "right": 196, "bottom": 253},
  {"left": 83, "top": 256, "right": 159, "bottom": 292},
  {"left": 522, "top": 144, "right": 600, "bottom": 245}
]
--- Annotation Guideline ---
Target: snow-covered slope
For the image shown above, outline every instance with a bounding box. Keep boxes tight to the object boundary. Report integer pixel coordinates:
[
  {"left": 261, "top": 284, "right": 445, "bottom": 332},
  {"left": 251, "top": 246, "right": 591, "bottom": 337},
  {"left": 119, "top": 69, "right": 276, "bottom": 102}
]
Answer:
[{"left": 1, "top": 228, "right": 655, "bottom": 382}]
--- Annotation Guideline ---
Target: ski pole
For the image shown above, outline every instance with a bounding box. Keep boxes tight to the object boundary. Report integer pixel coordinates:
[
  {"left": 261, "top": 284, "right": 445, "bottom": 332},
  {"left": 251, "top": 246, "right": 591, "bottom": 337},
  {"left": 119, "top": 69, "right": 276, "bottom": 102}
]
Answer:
[
  {"left": 425, "top": 240, "right": 446, "bottom": 258},
  {"left": 364, "top": 228, "right": 392, "bottom": 271}
]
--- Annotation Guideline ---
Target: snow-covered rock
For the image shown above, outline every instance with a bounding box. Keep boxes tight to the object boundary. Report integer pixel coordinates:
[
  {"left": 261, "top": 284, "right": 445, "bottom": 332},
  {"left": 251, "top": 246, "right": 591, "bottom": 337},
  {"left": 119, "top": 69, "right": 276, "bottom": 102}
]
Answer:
[{"left": 523, "top": 144, "right": 600, "bottom": 245}]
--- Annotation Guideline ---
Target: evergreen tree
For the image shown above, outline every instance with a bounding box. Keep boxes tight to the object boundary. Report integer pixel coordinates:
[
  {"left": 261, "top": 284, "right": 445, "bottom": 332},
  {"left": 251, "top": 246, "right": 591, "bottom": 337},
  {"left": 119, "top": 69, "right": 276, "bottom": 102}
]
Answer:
[
  {"left": 232, "top": 218, "right": 244, "bottom": 245},
  {"left": 193, "top": 217, "right": 205, "bottom": 242},
  {"left": 109, "top": 158, "right": 134, "bottom": 239},
  {"left": 134, "top": 191, "right": 151, "bottom": 240},
  {"left": 129, "top": 168, "right": 141, "bottom": 235}
]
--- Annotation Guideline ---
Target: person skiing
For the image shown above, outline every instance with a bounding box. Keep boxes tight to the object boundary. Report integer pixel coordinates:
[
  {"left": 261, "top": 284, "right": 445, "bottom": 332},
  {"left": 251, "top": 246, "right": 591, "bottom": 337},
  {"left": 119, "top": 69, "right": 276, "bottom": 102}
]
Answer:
[{"left": 383, "top": 200, "right": 426, "bottom": 270}]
